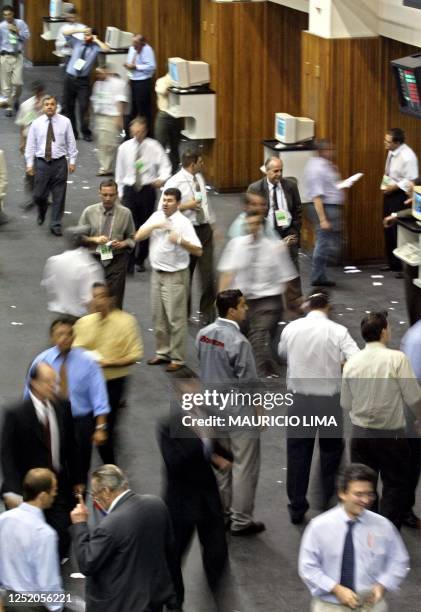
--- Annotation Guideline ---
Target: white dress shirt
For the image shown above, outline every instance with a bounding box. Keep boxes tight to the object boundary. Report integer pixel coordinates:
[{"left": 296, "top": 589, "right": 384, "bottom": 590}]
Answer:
[
  {"left": 107, "top": 489, "right": 131, "bottom": 514},
  {"left": 158, "top": 169, "right": 214, "bottom": 225},
  {"left": 144, "top": 210, "right": 202, "bottom": 272},
  {"left": 91, "top": 76, "right": 129, "bottom": 116},
  {"left": 278, "top": 310, "right": 360, "bottom": 395},
  {"left": 218, "top": 232, "right": 297, "bottom": 299},
  {"left": 267, "top": 178, "right": 289, "bottom": 214},
  {"left": 299, "top": 505, "right": 409, "bottom": 604},
  {"left": 55, "top": 22, "right": 86, "bottom": 57},
  {"left": 42, "top": 247, "right": 105, "bottom": 318},
  {"left": 0, "top": 503, "right": 63, "bottom": 612},
  {"left": 115, "top": 137, "right": 171, "bottom": 198},
  {"left": 25, "top": 113, "right": 78, "bottom": 166},
  {"left": 384, "top": 143, "right": 418, "bottom": 193},
  {"left": 341, "top": 342, "right": 421, "bottom": 430},
  {"left": 29, "top": 392, "right": 60, "bottom": 472}
]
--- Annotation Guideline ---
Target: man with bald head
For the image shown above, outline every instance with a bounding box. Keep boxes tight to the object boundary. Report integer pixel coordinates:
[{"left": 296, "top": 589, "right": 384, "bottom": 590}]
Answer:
[
  {"left": 125, "top": 34, "right": 156, "bottom": 131},
  {"left": 248, "top": 157, "right": 303, "bottom": 310},
  {"left": 1, "top": 362, "right": 83, "bottom": 558}
]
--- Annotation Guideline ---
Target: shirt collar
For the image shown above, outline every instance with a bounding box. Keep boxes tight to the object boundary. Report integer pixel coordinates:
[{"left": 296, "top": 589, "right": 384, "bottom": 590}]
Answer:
[
  {"left": 108, "top": 489, "right": 131, "bottom": 514},
  {"left": 217, "top": 317, "right": 240, "bottom": 331},
  {"left": 364, "top": 341, "right": 386, "bottom": 350},
  {"left": 266, "top": 178, "right": 277, "bottom": 191},
  {"left": 19, "top": 502, "right": 45, "bottom": 520},
  {"left": 391, "top": 144, "right": 404, "bottom": 157},
  {"left": 306, "top": 310, "right": 328, "bottom": 320},
  {"left": 102, "top": 205, "right": 114, "bottom": 215},
  {"left": 338, "top": 504, "right": 364, "bottom": 524}
]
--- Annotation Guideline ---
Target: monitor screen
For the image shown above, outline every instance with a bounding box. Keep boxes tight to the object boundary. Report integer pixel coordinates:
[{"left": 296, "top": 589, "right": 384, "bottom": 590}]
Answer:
[
  {"left": 277, "top": 117, "right": 286, "bottom": 138},
  {"left": 391, "top": 55, "right": 421, "bottom": 118},
  {"left": 169, "top": 62, "right": 179, "bottom": 83}
]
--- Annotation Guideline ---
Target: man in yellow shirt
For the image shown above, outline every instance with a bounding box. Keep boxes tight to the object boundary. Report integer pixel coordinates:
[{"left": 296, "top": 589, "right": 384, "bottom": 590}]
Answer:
[{"left": 73, "top": 282, "right": 143, "bottom": 464}]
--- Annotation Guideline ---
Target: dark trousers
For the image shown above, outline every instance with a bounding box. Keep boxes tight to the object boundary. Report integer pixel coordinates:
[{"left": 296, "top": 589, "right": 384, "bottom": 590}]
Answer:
[
  {"left": 403, "top": 263, "right": 421, "bottom": 325},
  {"left": 246, "top": 295, "right": 282, "bottom": 376},
  {"left": 383, "top": 190, "right": 407, "bottom": 271},
  {"left": 171, "top": 509, "right": 227, "bottom": 606},
  {"left": 154, "top": 110, "right": 181, "bottom": 173},
  {"left": 283, "top": 241, "right": 303, "bottom": 309},
  {"left": 405, "top": 408, "right": 421, "bottom": 512},
  {"left": 130, "top": 78, "right": 153, "bottom": 133},
  {"left": 33, "top": 157, "right": 68, "bottom": 230},
  {"left": 189, "top": 223, "right": 216, "bottom": 324},
  {"left": 73, "top": 414, "right": 95, "bottom": 485},
  {"left": 63, "top": 74, "right": 91, "bottom": 138},
  {"left": 44, "top": 482, "right": 72, "bottom": 559},
  {"left": 287, "top": 394, "right": 344, "bottom": 519},
  {"left": 102, "top": 251, "right": 129, "bottom": 310},
  {"left": 122, "top": 184, "right": 156, "bottom": 269},
  {"left": 350, "top": 427, "right": 411, "bottom": 528},
  {"left": 98, "top": 376, "right": 127, "bottom": 465}
]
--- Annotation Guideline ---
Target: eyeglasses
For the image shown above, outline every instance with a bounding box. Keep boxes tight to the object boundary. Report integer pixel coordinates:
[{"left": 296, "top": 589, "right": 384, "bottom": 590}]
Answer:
[{"left": 351, "top": 492, "right": 376, "bottom": 500}]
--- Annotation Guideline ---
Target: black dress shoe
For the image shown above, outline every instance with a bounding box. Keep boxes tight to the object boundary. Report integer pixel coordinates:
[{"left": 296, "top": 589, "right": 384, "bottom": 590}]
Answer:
[
  {"left": 136, "top": 263, "right": 146, "bottom": 272},
  {"left": 37, "top": 212, "right": 46, "bottom": 225},
  {"left": 402, "top": 511, "right": 421, "bottom": 529},
  {"left": 83, "top": 134, "right": 93, "bottom": 142},
  {"left": 50, "top": 227, "right": 63, "bottom": 236},
  {"left": 290, "top": 514, "right": 305, "bottom": 525},
  {"left": 311, "top": 280, "right": 336, "bottom": 287},
  {"left": 395, "top": 272, "right": 404, "bottom": 279},
  {"left": 231, "top": 521, "right": 266, "bottom": 536}
]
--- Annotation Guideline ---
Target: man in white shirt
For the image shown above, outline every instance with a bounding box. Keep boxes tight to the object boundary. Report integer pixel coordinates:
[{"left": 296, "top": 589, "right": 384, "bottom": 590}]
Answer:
[
  {"left": 160, "top": 149, "right": 216, "bottom": 325},
  {"left": 279, "top": 292, "right": 359, "bottom": 524},
  {"left": 154, "top": 72, "right": 180, "bottom": 173},
  {"left": 0, "top": 468, "right": 64, "bottom": 612},
  {"left": 55, "top": 7, "right": 86, "bottom": 64},
  {"left": 41, "top": 226, "right": 105, "bottom": 320},
  {"left": 382, "top": 128, "right": 418, "bottom": 275},
  {"left": 219, "top": 211, "right": 297, "bottom": 378},
  {"left": 299, "top": 463, "right": 409, "bottom": 612},
  {"left": 91, "top": 68, "right": 128, "bottom": 177},
  {"left": 115, "top": 115, "right": 171, "bottom": 273},
  {"left": 135, "top": 187, "right": 202, "bottom": 371},
  {"left": 341, "top": 311, "right": 421, "bottom": 529}
]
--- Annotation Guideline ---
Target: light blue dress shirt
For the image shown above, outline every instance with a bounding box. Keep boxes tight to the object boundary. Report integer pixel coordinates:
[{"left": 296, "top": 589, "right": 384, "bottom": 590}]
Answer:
[
  {"left": 298, "top": 505, "right": 409, "bottom": 604},
  {"left": 0, "top": 18, "right": 30, "bottom": 52},
  {"left": 304, "top": 156, "right": 345, "bottom": 205},
  {"left": 25, "top": 113, "right": 78, "bottom": 166},
  {"left": 24, "top": 347, "right": 110, "bottom": 418},
  {"left": 127, "top": 44, "right": 156, "bottom": 80},
  {"left": 66, "top": 37, "right": 101, "bottom": 77},
  {"left": 401, "top": 320, "right": 421, "bottom": 380},
  {"left": 0, "top": 503, "right": 63, "bottom": 612}
]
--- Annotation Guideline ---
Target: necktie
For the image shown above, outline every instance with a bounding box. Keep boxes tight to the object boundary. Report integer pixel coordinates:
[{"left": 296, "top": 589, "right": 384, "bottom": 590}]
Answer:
[
  {"left": 43, "top": 405, "right": 53, "bottom": 468},
  {"left": 80, "top": 44, "right": 88, "bottom": 61},
  {"left": 272, "top": 185, "right": 283, "bottom": 236},
  {"left": 194, "top": 175, "right": 205, "bottom": 224},
  {"left": 103, "top": 211, "right": 113, "bottom": 238},
  {"left": 44, "top": 118, "right": 55, "bottom": 162},
  {"left": 135, "top": 143, "right": 143, "bottom": 190},
  {"left": 59, "top": 355, "right": 68, "bottom": 399},
  {"left": 340, "top": 520, "right": 356, "bottom": 591}
]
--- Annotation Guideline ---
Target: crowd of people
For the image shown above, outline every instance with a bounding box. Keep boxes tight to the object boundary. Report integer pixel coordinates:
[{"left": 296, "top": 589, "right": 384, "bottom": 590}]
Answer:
[{"left": 0, "top": 4, "right": 420, "bottom": 612}]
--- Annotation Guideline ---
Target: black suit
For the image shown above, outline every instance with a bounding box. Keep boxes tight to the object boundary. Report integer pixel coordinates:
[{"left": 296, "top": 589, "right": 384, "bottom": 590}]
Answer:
[
  {"left": 71, "top": 491, "right": 177, "bottom": 612},
  {"left": 247, "top": 177, "right": 303, "bottom": 306},
  {"left": 158, "top": 413, "right": 228, "bottom": 607},
  {"left": 1, "top": 397, "right": 82, "bottom": 557}
]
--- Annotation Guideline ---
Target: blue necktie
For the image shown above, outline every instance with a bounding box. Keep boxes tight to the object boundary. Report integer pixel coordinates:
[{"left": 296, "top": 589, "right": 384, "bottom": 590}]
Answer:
[{"left": 340, "top": 520, "right": 356, "bottom": 591}]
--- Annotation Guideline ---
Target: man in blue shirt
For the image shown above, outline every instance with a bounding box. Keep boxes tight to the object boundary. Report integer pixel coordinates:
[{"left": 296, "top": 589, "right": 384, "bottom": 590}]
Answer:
[
  {"left": 62, "top": 26, "right": 109, "bottom": 140},
  {"left": 0, "top": 4, "right": 30, "bottom": 116},
  {"left": 125, "top": 34, "right": 156, "bottom": 132},
  {"left": 299, "top": 463, "right": 409, "bottom": 611},
  {"left": 0, "top": 468, "right": 64, "bottom": 612},
  {"left": 25, "top": 317, "right": 110, "bottom": 485}
]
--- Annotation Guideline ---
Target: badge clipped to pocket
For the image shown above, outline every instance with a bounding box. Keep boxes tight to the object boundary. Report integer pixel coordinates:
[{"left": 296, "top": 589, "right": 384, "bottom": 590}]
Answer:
[
  {"left": 135, "top": 159, "right": 144, "bottom": 172},
  {"left": 73, "top": 58, "right": 87, "bottom": 71},
  {"left": 96, "top": 244, "right": 114, "bottom": 261},
  {"left": 275, "top": 209, "right": 292, "bottom": 228}
]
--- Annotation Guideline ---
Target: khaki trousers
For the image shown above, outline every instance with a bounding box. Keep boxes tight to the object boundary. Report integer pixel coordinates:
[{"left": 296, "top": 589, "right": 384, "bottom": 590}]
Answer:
[
  {"left": 0, "top": 53, "right": 23, "bottom": 108},
  {"left": 95, "top": 114, "right": 120, "bottom": 173},
  {"left": 151, "top": 268, "right": 189, "bottom": 364},
  {"left": 311, "top": 597, "right": 388, "bottom": 612}
]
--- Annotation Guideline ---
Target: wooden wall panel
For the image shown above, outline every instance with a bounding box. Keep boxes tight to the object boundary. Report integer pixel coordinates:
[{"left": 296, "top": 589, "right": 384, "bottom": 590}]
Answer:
[
  {"left": 24, "top": 0, "right": 57, "bottom": 65},
  {"left": 301, "top": 32, "right": 421, "bottom": 262},
  {"left": 76, "top": 0, "right": 126, "bottom": 40}
]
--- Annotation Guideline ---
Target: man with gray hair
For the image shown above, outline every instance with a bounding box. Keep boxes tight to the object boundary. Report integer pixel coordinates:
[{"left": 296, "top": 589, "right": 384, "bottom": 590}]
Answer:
[
  {"left": 41, "top": 226, "right": 104, "bottom": 320},
  {"left": 70, "top": 464, "right": 178, "bottom": 612}
]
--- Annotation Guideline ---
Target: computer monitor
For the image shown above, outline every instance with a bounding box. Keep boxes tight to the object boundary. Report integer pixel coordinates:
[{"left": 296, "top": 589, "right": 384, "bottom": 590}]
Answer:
[
  {"left": 413, "top": 185, "right": 421, "bottom": 222},
  {"left": 275, "top": 113, "right": 314, "bottom": 144},
  {"left": 105, "top": 27, "right": 133, "bottom": 49},
  {"left": 168, "top": 58, "right": 210, "bottom": 88}
]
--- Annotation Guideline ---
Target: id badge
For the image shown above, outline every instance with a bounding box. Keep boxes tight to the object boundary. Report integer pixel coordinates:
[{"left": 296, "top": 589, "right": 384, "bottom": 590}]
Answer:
[
  {"left": 96, "top": 244, "right": 114, "bottom": 261},
  {"left": 275, "top": 209, "right": 292, "bottom": 228},
  {"left": 135, "top": 159, "right": 144, "bottom": 172},
  {"left": 74, "top": 58, "right": 87, "bottom": 71}
]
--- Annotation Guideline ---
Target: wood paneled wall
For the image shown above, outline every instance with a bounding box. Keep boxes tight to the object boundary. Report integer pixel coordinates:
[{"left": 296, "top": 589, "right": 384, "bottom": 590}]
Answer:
[
  {"left": 73, "top": 0, "right": 126, "bottom": 41},
  {"left": 24, "top": 0, "right": 57, "bottom": 65},
  {"left": 200, "top": 0, "right": 307, "bottom": 191},
  {"left": 301, "top": 32, "right": 421, "bottom": 262}
]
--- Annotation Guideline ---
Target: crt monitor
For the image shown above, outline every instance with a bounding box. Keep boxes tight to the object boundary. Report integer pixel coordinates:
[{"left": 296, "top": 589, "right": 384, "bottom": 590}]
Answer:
[
  {"left": 391, "top": 54, "right": 421, "bottom": 119},
  {"left": 275, "top": 113, "right": 297, "bottom": 144},
  {"left": 413, "top": 185, "right": 421, "bottom": 222},
  {"left": 168, "top": 58, "right": 190, "bottom": 88},
  {"left": 105, "top": 27, "right": 133, "bottom": 49},
  {"left": 187, "top": 61, "right": 210, "bottom": 86}
]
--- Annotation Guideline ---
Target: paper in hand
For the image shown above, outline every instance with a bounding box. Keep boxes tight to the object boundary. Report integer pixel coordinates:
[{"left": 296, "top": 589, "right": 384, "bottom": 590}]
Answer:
[{"left": 337, "top": 173, "right": 364, "bottom": 190}]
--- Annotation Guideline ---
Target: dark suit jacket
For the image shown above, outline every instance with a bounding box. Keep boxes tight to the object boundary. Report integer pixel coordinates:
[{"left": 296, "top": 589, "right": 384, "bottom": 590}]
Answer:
[
  {"left": 1, "top": 397, "right": 82, "bottom": 497},
  {"left": 70, "top": 491, "right": 177, "bottom": 612},
  {"left": 158, "top": 413, "right": 226, "bottom": 523},
  {"left": 247, "top": 176, "right": 302, "bottom": 241}
]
